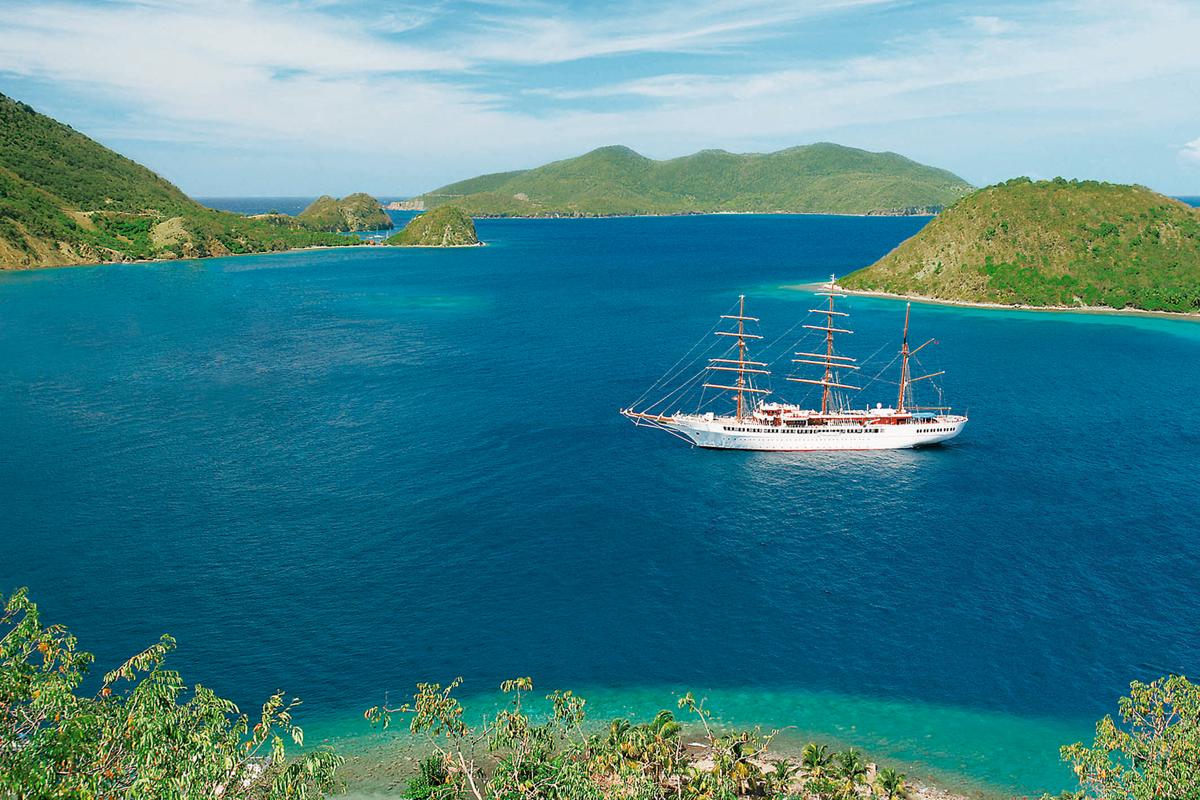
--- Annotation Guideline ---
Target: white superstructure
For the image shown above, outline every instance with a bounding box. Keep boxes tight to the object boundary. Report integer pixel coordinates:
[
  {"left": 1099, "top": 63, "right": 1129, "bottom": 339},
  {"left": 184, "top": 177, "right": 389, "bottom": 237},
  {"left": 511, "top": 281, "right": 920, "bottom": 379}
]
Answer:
[{"left": 621, "top": 280, "right": 967, "bottom": 451}]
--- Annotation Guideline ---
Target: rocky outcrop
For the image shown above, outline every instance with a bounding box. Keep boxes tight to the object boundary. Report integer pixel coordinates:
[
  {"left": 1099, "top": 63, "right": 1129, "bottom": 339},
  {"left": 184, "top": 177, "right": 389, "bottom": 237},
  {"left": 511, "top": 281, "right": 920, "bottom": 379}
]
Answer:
[
  {"left": 384, "top": 199, "right": 425, "bottom": 211},
  {"left": 297, "top": 193, "right": 393, "bottom": 232}
]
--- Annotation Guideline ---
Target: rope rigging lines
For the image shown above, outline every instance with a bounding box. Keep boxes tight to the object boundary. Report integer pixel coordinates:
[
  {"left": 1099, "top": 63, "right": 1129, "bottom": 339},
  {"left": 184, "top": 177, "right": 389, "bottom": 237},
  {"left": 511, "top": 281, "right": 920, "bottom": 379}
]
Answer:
[
  {"left": 625, "top": 292, "right": 947, "bottom": 417},
  {"left": 627, "top": 298, "right": 737, "bottom": 411}
]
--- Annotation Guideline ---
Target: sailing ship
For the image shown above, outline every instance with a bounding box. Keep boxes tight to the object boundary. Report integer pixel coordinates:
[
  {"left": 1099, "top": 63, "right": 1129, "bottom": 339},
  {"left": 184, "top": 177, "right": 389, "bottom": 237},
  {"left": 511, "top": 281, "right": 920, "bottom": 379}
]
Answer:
[{"left": 620, "top": 278, "right": 967, "bottom": 451}]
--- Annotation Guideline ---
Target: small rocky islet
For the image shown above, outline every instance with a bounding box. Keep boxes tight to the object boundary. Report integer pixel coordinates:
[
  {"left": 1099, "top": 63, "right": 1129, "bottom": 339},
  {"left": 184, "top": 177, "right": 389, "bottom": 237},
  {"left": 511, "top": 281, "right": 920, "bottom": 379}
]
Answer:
[
  {"left": 295, "top": 193, "right": 393, "bottom": 232},
  {"left": 386, "top": 205, "right": 479, "bottom": 247}
]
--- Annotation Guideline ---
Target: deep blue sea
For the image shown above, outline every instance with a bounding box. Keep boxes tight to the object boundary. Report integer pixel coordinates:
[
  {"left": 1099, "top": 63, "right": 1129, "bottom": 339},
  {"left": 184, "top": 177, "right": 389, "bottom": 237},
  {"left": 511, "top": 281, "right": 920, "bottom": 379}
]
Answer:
[{"left": 3, "top": 210, "right": 1200, "bottom": 796}]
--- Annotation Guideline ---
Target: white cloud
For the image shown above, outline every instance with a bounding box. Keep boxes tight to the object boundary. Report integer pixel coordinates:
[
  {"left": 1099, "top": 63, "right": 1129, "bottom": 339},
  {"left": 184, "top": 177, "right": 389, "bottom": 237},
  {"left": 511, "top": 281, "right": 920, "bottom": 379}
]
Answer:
[
  {"left": 0, "top": 0, "right": 908, "bottom": 164},
  {"left": 532, "top": 2, "right": 1200, "bottom": 128},
  {"left": 0, "top": 0, "right": 486, "bottom": 149},
  {"left": 0, "top": 0, "right": 463, "bottom": 76},
  {"left": 1182, "top": 138, "right": 1200, "bottom": 164},
  {"left": 966, "top": 15, "right": 1016, "bottom": 36},
  {"left": 0, "top": 0, "right": 1197, "bottom": 193},
  {"left": 461, "top": 0, "right": 893, "bottom": 65}
]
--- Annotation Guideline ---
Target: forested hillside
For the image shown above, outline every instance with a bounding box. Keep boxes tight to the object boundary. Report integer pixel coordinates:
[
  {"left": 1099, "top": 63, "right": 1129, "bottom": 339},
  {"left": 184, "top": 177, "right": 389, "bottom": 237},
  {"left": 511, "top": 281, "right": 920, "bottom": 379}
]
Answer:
[
  {"left": 842, "top": 178, "right": 1200, "bottom": 313},
  {"left": 0, "top": 94, "right": 352, "bottom": 268},
  {"left": 417, "top": 143, "right": 972, "bottom": 217}
]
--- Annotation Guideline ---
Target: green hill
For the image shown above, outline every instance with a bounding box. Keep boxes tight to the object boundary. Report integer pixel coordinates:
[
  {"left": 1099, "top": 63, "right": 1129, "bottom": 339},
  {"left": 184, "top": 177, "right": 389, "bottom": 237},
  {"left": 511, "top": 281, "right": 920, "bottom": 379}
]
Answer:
[
  {"left": 417, "top": 143, "right": 972, "bottom": 217},
  {"left": 0, "top": 94, "right": 353, "bottom": 269},
  {"left": 296, "top": 193, "right": 392, "bottom": 232},
  {"left": 386, "top": 206, "right": 479, "bottom": 247},
  {"left": 840, "top": 178, "right": 1200, "bottom": 313}
]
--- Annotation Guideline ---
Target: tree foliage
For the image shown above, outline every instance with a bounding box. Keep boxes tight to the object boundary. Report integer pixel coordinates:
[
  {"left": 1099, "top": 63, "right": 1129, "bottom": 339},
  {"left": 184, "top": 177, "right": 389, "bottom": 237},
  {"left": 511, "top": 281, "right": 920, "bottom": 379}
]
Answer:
[
  {"left": 1058, "top": 675, "right": 1200, "bottom": 800},
  {"left": 0, "top": 588, "right": 342, "bottom": 799},
  {"left": 367, "top": 676, "right": 908, "bottom": 800},
  {"left": 874, "top": 767, "right": 910, "bottom": 799}
]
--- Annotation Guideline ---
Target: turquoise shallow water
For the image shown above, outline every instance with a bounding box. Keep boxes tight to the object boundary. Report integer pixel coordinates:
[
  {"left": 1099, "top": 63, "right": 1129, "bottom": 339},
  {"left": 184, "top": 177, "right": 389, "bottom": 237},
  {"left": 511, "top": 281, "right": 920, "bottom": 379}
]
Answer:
[
  {"left": 2, "top": 214, "right": 1199, "bottom": 796},
  {"left": 305, "top": 685, "right": 1084, "bottom": 797}
]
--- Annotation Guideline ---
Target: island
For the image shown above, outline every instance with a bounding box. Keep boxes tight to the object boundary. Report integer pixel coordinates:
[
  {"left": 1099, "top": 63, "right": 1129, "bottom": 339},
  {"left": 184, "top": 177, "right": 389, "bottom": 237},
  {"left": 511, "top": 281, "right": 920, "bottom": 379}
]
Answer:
[
  {"left": 840, "top": 177, "right": 1200, "bottom": 314},
  {"left": 386, "top": 205, "right": 480, "bottom": 247},
  {"left": 0, "top": 94, "right": 356, "bottom": 270},
  {"left": 296, "top": 193, "right": 393, "bottom": 232},
  {"left": 412, "top": 143, "right": 972, "bottom": 217}
]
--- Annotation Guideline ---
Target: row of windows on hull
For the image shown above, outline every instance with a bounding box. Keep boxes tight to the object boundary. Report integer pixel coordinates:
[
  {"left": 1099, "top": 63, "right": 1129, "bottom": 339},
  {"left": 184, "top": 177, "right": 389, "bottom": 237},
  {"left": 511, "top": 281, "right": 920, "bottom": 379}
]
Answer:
[
  {"left": 723, "top": 426, "right": 878, "bottom": 434},
  {"left": 721, "top": 426, "right": 957, "bottom": 434}
]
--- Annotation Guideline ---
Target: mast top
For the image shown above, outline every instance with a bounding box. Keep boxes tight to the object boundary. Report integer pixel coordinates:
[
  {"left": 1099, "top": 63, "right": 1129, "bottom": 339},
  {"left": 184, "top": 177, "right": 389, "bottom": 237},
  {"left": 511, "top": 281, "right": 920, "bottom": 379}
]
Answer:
[{"left": 815, "top": 274, "right": 846, "bottom": 298}]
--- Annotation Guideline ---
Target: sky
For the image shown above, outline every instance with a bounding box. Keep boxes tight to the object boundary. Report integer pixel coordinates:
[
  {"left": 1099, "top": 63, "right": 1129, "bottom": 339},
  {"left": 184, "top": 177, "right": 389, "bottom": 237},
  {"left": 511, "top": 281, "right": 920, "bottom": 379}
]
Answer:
[{"left": 0, "top": 0, "right": 1197, "bottom": 197}]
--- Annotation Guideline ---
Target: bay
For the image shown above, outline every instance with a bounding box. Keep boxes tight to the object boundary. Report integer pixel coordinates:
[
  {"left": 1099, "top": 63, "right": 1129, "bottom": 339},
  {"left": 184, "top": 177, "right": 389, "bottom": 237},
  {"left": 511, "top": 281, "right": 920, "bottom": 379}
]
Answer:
[{"left": 2, "top": 213, "right": 1198, "bottom": 795}]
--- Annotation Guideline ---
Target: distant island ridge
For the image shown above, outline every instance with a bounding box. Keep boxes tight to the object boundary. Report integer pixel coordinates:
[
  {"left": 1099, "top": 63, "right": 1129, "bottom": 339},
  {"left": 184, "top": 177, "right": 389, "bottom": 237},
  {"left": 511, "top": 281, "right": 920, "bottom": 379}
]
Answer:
[
  {"left": 3, "top": 86, "right": 1197, "bottom": 295},
  {"left": 412, "top": 143, "right": 974, "bottom": 217},
  {"left": 203, "top": 194, "right": 1200, "bottom": 216},
  {"left": 839, "top": 177, "right": 1200, "bottom": 315}
]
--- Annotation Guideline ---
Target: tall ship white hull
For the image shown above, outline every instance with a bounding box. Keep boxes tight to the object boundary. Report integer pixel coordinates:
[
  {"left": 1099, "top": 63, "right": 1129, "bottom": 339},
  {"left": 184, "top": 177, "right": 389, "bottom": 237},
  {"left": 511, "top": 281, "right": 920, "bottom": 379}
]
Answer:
[
  {"left": 621, "top": 279, "right": 968, "bottom": 453},
  {"left": 637, "top": 411, "right": 967, "bottom": 451}
]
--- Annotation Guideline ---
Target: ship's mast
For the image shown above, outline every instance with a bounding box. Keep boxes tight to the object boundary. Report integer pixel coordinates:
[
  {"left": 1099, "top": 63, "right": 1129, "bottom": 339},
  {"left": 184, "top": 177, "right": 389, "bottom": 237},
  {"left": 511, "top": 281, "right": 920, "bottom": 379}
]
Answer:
[
  {"left": 897, "top": 303, "right": 911, "bottom": 413},
  {"left": 736, "top": 295, "right": 747, "bottom": 419},
  {"left": 788, "top": 275, "right": 860, "bottom": 414},
  {"left": 704, "top": 295, "right": 769, "bottom": 420},
  {"left": 821, "top": 288, "right": 836, "bottom": 413},
  {"left": 895, "top": 302, "right": 944, "bottom": 414}
]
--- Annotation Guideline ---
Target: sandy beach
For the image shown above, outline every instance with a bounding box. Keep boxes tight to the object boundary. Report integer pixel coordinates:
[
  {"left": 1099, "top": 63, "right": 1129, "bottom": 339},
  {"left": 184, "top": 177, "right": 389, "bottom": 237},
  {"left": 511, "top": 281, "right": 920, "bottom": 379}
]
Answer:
[
  {"left": 779, "top": 283, "right": 1200, "bottom": 322},
  {"left": 326, "top": 726, "right": 1004, "bottom": 800}
]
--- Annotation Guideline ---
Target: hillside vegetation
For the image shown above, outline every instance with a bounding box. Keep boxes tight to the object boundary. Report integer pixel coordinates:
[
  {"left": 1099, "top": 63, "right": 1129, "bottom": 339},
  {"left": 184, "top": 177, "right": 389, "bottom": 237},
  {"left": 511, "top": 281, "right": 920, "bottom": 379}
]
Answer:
[
  {"left": 386, "top": 205, "right": 479, "bottom": 246},
  {"left": 841, "top": 178, "right": 1200, "bottom": 313},
  {"left": 8, "top": 581, "right": 1200, "bottom": 799},
  {"left": 297, "top": 193, "right": 392, "bottom": 231},
  {"left": 0, "top": 588, "right": 342, "bottom": 798},
  {"left": 0, "top": 94, "right": 353, "bottom": 269},
  {"left": 418, "top": 143, "right": 972, "bottom": 217}
]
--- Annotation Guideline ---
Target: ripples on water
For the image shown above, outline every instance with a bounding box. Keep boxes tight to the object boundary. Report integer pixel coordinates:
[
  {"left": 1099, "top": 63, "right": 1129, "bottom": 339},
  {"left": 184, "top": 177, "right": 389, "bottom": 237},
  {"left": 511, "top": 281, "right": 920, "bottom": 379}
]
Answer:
[{"left": 2, "top": 214, "right": 1199, "bottom": 795}]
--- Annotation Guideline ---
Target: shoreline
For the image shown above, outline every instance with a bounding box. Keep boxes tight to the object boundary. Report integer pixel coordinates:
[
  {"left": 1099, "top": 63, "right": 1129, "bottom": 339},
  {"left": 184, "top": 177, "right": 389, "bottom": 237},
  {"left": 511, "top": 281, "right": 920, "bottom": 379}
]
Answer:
[
  {"left": 462, "top": 209, "right": 939, "bottom": 220},
  {"left": 300, "top": 683, "right": 1082, "bottom": 800},
  {"left": 393, "top": 241, "right": 485, "bottom": 248},
  {"left": 0, "top": 240, "right": 485, "bottom": 274},
  {"left": 328, "top": 723, "right": 1000, "bottom": 800},
  {"left": 783, "top": 283, "right": 1200, "bottom": 322}
]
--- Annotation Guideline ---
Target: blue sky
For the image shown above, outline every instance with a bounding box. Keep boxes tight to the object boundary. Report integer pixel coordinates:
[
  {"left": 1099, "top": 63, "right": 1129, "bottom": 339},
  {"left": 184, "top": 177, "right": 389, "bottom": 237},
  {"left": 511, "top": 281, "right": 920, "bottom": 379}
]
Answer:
[{"left": 1, "top": 0, "right": 1197, "bottom": 196}]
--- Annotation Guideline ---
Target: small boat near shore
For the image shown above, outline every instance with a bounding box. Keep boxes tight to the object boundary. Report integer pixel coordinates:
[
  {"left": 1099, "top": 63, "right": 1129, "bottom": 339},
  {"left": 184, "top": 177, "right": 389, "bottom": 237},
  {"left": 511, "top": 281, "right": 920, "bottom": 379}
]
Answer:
[{"left": 620, "top": 277, "right": 967, "bottom": 451}]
